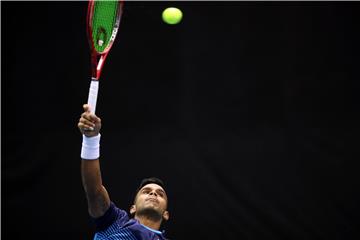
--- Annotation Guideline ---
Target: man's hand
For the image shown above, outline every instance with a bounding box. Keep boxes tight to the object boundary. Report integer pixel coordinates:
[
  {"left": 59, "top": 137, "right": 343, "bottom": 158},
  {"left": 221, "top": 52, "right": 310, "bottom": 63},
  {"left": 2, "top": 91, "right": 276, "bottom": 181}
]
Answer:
[{"left": 78, "top": 104, "right": 102, "bottom": 137}]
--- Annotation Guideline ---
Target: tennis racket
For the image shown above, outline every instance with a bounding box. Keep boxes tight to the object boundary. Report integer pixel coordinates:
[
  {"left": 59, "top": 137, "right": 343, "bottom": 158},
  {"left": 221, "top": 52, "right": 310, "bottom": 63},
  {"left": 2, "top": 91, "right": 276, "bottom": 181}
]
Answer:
[{"left": 86, "top": 0, "right": 124, "bottom": 114}]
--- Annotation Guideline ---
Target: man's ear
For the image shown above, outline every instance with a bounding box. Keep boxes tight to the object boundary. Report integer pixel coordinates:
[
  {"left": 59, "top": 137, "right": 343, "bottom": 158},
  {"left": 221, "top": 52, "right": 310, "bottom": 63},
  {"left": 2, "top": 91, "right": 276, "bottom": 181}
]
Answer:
[
  {"left": 130, "top": 205, "right": 136, "bottom": 215},
  {"left": 162, "top": 210, "right": 169, "bottom": 221}
]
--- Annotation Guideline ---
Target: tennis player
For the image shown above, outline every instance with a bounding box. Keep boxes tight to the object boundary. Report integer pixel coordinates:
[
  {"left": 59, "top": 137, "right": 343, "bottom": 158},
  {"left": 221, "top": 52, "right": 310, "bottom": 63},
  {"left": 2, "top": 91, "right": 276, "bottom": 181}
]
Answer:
[{"left": 78, "top": 104, "right": 170, "bottom": 240}]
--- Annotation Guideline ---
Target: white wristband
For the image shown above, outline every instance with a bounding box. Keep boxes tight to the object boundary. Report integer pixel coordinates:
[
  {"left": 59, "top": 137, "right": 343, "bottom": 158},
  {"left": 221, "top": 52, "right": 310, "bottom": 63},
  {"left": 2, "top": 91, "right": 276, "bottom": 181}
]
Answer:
[{"left": 81, "top": 134, "right": 101, "bottom": 160}]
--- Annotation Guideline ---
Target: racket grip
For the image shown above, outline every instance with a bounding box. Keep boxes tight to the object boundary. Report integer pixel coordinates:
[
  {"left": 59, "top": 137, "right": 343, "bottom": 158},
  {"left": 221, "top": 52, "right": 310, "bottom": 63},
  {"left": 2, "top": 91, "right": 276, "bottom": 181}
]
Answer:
[{"left": 87, "top": 79, "right": 99, "bottom": 114}]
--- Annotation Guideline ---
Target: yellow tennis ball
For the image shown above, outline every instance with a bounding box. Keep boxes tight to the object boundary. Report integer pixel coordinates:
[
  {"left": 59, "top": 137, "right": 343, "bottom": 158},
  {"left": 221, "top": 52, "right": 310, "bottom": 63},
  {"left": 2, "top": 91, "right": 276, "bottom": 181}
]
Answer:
[{"left": 162, "top": 7, "right": 183, "bottom": 25}]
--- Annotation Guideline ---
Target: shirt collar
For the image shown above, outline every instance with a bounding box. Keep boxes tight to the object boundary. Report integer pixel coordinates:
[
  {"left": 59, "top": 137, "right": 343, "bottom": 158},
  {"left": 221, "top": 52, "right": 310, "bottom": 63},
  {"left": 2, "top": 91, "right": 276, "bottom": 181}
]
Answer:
[{"left": 140, "top": 223, "right": 163, "bottom": 235}]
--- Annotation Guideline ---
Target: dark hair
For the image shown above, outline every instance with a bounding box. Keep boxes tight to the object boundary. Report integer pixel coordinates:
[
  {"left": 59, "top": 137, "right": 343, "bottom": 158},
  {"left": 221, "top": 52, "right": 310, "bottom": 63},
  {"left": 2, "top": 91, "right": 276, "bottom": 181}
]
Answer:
[{"left": 136, "top": 177, "right": 166, "bottom": 195}]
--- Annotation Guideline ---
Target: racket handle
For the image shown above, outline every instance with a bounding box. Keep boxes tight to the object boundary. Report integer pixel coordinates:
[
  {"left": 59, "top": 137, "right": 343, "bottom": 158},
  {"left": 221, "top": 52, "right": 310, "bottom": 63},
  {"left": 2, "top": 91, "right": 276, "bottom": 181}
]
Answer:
[{"left": 87, "top": 78, "right": 99, "bottom": 114}]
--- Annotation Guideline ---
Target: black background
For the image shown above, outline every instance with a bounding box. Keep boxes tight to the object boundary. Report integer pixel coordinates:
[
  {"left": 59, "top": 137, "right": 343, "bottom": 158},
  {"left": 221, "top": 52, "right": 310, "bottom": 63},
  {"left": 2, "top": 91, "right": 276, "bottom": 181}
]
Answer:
[{"left": 3, "top": 1, "right": 360, "bottom": 240}]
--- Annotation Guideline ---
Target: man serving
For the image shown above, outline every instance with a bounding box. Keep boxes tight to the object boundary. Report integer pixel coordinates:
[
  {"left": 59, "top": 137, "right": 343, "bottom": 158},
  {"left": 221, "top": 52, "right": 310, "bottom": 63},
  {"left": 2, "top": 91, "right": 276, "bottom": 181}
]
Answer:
[{"left": 78, "top": 104, "right": 170, "bottom": 240}]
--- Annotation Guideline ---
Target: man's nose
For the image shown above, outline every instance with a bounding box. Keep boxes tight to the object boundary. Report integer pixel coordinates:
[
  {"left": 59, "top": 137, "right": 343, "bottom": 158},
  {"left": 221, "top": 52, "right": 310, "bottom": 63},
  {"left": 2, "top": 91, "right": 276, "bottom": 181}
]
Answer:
[{"left": 149, "top": 190, "right": 157, "bottom": 196}]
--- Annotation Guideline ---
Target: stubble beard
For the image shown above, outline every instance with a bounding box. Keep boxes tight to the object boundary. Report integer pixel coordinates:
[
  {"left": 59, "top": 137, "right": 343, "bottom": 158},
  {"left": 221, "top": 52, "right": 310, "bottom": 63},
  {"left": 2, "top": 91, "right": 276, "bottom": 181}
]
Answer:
[{"left": 136, "top": 206, "right": 163, "bottom": 222}]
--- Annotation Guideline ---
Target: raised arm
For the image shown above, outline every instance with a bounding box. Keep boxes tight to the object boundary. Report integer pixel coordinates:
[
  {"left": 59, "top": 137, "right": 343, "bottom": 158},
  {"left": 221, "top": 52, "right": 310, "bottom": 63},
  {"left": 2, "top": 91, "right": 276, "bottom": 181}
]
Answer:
[{"left": 78, "top": 104, "right": 110, "bottom": 218}]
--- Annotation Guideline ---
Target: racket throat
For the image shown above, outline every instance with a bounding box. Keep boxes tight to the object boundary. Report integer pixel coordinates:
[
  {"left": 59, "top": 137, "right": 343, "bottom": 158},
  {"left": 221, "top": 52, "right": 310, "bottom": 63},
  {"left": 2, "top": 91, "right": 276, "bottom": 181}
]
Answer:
[
  {"left": 97, "top": 57, "right": 104, "bottom": 72},
  {"left": 92, "top": 54, "right": 108, "bottom": 79}
]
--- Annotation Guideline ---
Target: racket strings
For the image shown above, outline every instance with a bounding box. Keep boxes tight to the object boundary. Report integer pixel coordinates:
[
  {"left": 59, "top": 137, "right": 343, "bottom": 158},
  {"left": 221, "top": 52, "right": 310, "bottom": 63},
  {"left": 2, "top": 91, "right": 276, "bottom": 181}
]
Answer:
[{"left": 92, "top": 1, "right": 119, "bottom": 53}]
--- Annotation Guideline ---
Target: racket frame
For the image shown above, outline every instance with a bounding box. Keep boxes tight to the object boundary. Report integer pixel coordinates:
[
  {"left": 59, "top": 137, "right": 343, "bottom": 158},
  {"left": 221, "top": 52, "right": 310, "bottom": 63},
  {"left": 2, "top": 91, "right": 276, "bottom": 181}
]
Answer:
[
  {"left": 85, "top": 0, "right": 123, "bottom": 114},
  {"left": 87, "top": 0, "right": 123, "bottom": 80}
]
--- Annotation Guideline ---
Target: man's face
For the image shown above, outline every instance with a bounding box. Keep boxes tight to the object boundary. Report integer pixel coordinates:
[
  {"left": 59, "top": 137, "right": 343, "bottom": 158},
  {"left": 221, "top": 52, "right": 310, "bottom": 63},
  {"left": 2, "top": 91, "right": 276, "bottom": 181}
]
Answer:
[{"left": 130, "top": 183, "right": 169, "bottom": 221}]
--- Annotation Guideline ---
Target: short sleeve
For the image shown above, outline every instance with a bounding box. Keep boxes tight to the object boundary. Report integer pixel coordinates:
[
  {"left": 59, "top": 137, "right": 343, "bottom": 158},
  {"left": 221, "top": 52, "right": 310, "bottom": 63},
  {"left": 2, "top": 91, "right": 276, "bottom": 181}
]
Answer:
[{"left": 93, "top": 202, "right": 129, "bottom": 232}]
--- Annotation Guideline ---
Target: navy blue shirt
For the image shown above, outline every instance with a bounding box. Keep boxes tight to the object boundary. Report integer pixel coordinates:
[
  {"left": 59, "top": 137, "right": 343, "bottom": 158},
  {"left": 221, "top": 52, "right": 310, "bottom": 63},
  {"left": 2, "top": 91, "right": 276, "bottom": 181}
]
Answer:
[{"left": 93, "top": 202, "right": 167, "bottom": 240}]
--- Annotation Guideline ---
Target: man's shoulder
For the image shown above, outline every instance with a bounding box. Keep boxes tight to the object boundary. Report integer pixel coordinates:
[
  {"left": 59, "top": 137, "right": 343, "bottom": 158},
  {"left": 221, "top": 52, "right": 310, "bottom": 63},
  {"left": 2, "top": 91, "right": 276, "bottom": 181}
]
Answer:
[{"left": 94, "top": 202, "right": 130, "bottom": 232}]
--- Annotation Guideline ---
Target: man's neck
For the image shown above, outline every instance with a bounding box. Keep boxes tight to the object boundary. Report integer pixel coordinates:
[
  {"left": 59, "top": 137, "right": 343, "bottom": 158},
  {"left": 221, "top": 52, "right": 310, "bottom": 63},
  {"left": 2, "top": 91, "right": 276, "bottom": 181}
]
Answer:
[{"left": 135, "top": 215, "right": 161, "bottom": 231}]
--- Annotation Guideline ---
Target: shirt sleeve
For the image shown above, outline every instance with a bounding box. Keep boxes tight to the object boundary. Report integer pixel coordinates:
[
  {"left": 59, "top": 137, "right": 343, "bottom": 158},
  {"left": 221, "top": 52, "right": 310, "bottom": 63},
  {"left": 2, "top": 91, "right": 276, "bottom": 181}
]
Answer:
[{"left": 93, "top": 201, "right": 129, "bottom": 232}]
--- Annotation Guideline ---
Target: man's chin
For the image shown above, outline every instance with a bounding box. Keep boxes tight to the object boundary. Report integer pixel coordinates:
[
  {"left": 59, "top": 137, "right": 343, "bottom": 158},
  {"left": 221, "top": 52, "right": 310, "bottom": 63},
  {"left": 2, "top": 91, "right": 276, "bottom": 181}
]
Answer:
[{"left": 136, "top": 207, "right": 162, "bottom": 222}]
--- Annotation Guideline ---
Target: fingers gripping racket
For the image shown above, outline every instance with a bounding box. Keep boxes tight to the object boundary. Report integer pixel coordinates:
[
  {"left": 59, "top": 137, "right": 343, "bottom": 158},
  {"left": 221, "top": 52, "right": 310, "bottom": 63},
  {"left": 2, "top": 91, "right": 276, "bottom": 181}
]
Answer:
[{"left": 86, "top": 0, "right": 123, "bottom": 114}]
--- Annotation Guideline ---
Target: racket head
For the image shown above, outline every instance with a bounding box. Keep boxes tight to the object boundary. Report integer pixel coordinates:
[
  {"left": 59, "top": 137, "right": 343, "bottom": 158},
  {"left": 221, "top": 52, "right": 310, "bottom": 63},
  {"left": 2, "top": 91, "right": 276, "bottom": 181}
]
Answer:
[{"left": 87, "top": 0, "right": 123, "bottom": 55}]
